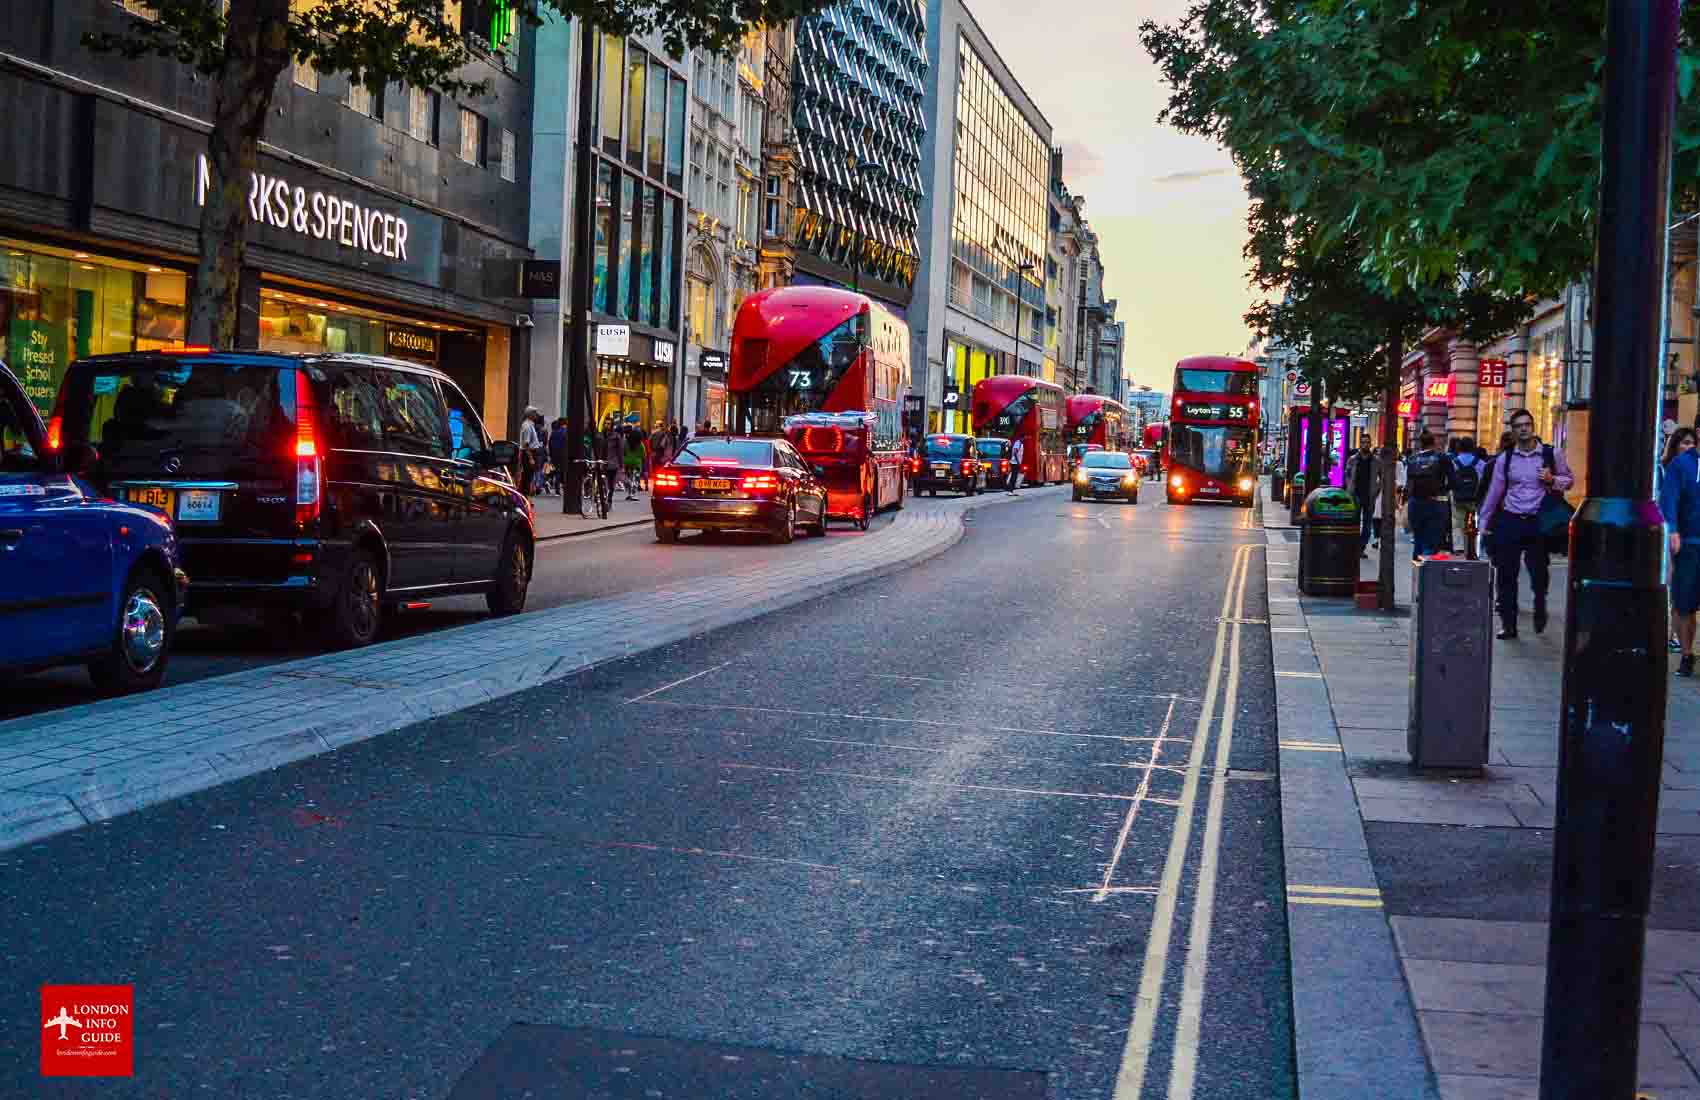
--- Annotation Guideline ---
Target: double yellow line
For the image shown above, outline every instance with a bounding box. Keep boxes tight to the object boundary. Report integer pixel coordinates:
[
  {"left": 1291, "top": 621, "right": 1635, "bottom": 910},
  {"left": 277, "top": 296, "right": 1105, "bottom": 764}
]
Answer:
[{"left": 1112, "top": 541, "right": 1256, "bottom": 1100}]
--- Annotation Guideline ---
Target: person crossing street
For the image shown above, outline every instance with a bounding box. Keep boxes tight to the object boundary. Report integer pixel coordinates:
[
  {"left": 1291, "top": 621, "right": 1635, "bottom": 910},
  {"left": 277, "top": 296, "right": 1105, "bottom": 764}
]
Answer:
[{"left": 1007, "top": 435, "right": 1025, "bottom": 494}]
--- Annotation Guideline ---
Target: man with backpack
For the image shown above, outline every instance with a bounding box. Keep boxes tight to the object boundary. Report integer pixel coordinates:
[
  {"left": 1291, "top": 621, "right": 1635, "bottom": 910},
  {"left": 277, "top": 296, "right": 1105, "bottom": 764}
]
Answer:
[
  {"left": 1404, "top": 430, "right": 1453, "bottom": 560},
  {"left": 1478, "top": 408, "right": 1574, "bottom": 639},
  {"left": 1449, "top": 435, "right": 1485, "bottom": 556}
]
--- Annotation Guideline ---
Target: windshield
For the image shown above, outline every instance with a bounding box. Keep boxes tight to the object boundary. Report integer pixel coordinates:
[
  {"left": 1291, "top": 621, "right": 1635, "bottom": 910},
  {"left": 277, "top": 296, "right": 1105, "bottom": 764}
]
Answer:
[
  {"left": 981, "top": 391, "right": 1032, "bottom": 439},
  {"left": 925, "top": 436, "right": 970, "bottom": 458},
  {"left": 735, "top": 312, "right": 866, "bottom": 433},
  {"left": 60, "top": 358, "right": 289, "bottom": 480},
  {"left": 676, "top": 439, "right": 773, "bottom": 466},
  {"left": 1070, "top": 411, "right": 1102, "bottom": 441},
  {"left": 1177, "top": 369, "right": 1258, "bottom": 396},
  {"left": 1083, "top": 452, "right": 1131, "bottom": 469},
  {"left": 787, "top": 424, "right": 865, "bottom": 457},
  {"left": 1170, "top": 425, "right": 1255, "bottom": 478},
  {"left": 975, "top": 439, "right": 1007, "bottom": 457}
]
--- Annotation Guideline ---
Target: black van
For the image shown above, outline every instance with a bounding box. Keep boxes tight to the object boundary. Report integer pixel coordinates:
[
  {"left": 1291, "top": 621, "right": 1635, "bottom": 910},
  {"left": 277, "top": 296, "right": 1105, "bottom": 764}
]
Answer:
[{"left": 52, "top": 350, "right": 533, "bottom": 647}]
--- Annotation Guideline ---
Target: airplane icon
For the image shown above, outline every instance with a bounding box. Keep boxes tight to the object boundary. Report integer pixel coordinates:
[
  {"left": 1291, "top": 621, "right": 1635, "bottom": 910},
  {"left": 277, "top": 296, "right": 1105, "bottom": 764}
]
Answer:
[{"left": 43, "top": 1008, "right": 82, "bottom": 1041}]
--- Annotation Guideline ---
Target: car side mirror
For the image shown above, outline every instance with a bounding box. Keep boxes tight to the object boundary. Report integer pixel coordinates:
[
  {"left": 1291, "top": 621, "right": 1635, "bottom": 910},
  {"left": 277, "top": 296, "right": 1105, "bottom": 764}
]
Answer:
[
  {"left": 61, "top": 441, "right": 100, "bottom": 477},
  {"left": 484, "top": 440, "right": 519, "bottom": 466}
]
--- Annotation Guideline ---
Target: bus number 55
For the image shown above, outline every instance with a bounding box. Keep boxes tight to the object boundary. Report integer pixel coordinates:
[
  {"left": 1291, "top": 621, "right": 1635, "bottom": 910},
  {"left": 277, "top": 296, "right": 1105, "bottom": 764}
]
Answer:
[{"left": 788, "top": 369, "right": 813, "bottom": 389}]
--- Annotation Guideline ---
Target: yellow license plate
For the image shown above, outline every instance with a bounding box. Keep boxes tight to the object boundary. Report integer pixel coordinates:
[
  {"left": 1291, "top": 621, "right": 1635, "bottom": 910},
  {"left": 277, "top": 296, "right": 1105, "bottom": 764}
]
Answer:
[
  {"left": 127, "top": 487, "right": 175, "bottom": 512},
  {"left": 696, "top": 478, "right": 732, "bottom": 490}
]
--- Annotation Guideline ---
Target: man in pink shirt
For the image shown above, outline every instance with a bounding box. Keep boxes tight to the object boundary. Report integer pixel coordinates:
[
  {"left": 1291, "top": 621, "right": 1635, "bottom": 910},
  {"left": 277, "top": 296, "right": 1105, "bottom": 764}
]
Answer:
[{"left": 1477, "top": 407, "right": 1575, "bottom": 639}]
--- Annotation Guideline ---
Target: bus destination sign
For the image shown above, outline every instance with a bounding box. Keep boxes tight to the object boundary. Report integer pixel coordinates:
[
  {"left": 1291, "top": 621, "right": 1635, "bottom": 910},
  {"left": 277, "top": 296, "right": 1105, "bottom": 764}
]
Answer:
[{"left": 1178, "top": 401, "right": 1250, "bottom": 422}]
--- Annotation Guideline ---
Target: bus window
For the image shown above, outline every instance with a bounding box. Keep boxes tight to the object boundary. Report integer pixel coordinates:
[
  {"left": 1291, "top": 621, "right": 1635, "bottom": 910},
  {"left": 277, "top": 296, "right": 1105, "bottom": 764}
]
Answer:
[{"left": 1176, "top": 369, "right": 1259, "bottom": 396}]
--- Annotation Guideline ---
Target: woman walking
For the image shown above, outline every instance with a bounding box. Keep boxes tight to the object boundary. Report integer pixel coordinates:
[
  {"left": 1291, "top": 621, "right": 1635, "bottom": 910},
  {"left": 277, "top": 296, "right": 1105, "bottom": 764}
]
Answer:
[{"left": 1662, "top": 427, "right": 1697, "bottom": 653}]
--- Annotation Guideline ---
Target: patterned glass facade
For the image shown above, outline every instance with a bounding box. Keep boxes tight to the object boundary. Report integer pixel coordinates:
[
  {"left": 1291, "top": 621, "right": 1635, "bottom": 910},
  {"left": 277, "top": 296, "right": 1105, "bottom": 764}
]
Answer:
[
  {"left": 790, "top": 0, "right": 928, "bottom": 291},
  {"left": 948, "top": 41, "right": 1046, "bottom": 343}
]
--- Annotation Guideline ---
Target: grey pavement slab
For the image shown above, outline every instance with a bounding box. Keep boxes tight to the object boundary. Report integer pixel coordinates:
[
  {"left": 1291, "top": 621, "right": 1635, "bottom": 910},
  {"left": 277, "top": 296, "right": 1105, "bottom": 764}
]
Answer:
[{"left": 0, "top": 491, "right": 1038, "bottom": 850}]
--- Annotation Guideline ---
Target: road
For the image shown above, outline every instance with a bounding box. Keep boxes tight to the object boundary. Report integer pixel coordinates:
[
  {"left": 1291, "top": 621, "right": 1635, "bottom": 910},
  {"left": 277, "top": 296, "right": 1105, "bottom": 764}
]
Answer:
[
  {"left": 0, "top": 505, "right": 901, "bottom": 721},
  {"left": 0, "top": 493, "right": 1287, "bottom": 1098}
]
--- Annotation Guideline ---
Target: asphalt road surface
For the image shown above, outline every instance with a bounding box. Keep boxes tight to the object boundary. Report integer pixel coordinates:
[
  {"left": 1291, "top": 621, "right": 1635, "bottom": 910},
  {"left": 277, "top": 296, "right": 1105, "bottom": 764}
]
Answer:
[
  {"left": 0, "top": 504, "right": 900, "bottom": 721},
  {"left": 0, "top": 493, "right": 1288, "bottom": 1099}
]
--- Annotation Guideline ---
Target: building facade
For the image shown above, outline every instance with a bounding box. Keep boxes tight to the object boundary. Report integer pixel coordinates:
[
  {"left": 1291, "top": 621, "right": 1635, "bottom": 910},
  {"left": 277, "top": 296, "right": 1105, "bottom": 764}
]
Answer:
[
  {"left": 911, "top": 0, "right": 1053, "bottom": 433},
  {"left": 680, "top": 35, "right": 765, "bottom": 431},
  {"left": 782, "top": 0, "right": 927, "bottom": 308},
  {"left": 1047, "top": 152, "right": 1087, "bottom": 393},
  {"left": 1, "top": 2, "right": 537, "bottom": 435},
  {"left": 527, "top": 20, "right": 689, "bottom": 435}
]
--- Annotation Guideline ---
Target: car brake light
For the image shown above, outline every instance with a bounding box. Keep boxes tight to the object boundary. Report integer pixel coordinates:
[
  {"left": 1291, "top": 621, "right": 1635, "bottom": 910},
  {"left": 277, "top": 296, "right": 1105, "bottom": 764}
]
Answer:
[
  {"left": 294, "top": 370, "right": 321, "bottom": 530},
  {"left": 1001, "top": 460, "right": 1009, "bottom": 472},
  {"left": 46, "top": 415, "right": 62, "bottom": 451},
  {"left": 910, "top": 458, "right": 921, "bottom": 473},
  {"left": 741, "top": 473, "right": 779, "bottom": 492},
  {"left": 654, "top": 469, "right": 682, "bottom": 491},
  {"left": 963, "top": 459, "right": 976, "bottom": 473},
  {"left": 161, "top": 345, "right": 213, "bottom": 355}
]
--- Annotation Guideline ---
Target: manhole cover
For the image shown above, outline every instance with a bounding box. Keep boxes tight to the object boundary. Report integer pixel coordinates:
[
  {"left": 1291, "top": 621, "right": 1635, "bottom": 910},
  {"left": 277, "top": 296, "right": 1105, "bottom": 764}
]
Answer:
[{"left": 446, "top": 1024, "right": 1049, "bottom": 1099}]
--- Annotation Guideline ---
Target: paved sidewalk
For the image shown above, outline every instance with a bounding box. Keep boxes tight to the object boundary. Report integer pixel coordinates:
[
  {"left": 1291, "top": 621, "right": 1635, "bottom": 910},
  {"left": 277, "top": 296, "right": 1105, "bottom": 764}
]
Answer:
[
  {"left": 532, "top": 488, "right": 653, "bottom": 540},
  {"left": 1266, "top": 491, "right": 1700, "bottom": 1099},
  {"left": 0, "top": 488, "right": 1055, "bottom": 852}
]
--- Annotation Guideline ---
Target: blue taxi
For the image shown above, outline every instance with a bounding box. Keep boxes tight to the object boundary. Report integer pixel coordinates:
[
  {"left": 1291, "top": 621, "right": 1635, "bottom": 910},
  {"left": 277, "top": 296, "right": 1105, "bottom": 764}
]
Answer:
[{"left": 1, "top": 358, "right": 185, "bottom": 692}]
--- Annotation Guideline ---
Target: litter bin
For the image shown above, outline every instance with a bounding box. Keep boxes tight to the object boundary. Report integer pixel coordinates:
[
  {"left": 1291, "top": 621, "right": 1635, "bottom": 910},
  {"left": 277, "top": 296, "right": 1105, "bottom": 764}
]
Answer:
[
  {"left": 1408, "top": 557, "right": 1493, "bottom": 769},
  {"left": 1271, "top": 471, "right": 1286, "bottom": 508},
  {"left": 1298, "top": 488, "right": 1359, "bottom": 597}
]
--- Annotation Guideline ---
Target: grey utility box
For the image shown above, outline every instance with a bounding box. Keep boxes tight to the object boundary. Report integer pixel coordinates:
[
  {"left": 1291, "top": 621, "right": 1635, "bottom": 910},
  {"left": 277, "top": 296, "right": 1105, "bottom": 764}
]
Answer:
[{"left": 1408, "top": 557, "right": 1494, "bottom": 770}]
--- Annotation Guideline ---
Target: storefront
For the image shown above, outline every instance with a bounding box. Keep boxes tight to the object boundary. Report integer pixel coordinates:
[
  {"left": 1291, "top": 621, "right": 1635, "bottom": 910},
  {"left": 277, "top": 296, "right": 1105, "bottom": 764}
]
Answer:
[
  {"left": 1526, "top": 322, "right": 1565, "bottom": 447},
  {"left": 1, "top": 237, "right": 189, "bottom": 415},
  {"left": 698, "top": 349, "right": 727, "bottom": 430},
  {"left": 1476, "top": 354, "right": 1507, "bottom": 444},
  {"left": 937, "top": 336, "right": 1007, "bottom": 434},
  {"left": 593, "top": 322, "right": 673, "bottom": 430}
]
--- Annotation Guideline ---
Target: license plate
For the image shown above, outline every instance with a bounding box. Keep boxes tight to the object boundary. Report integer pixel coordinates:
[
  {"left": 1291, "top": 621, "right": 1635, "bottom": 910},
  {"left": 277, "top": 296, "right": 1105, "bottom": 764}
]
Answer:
[
  {"left": 126, "top": 487, "right": 174, "bottom": 513},
  {"left": 696, "top": 478, "right": 732, "bottom": 490},
  {"left": 932, "top": 465, "right": 949, "bottom": 475},
  {"left": 1200, "top": 486, "right": 1220, "bottom": 494},
  {"left": 176, "top": 490, "right": 222, "bottom": 521}
]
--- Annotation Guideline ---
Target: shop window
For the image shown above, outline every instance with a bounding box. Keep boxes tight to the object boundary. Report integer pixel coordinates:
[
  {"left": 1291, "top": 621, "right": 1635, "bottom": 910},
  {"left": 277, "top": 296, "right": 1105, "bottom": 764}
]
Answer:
[
  {"left": 646, "top": 58, "right": 667, "bottom": 181},
  {"left": 345, "top": 79, "right": 382, "bottom": 119},
  {"left": 666, "top": 77, "right": 687, "bottom": 192},
  {"left": 293, "top": 58, "right": 318, "bottom": 92},
  {"left": 500, "top": 129, "right": 516, "bottom": 182},
  {"left": 408, "top": 87, "right": 439, "bottom": 145},
  {"left": 639, "top": 185, "right": 658, "bottom": 328},
  {"left": 458, "top": 108, "right": 487, "bottom": 167},
  {"left": 593, "top": 162, "right": 614, "bottom": 313},
  {"left": 660, "top": 197, "right": 677, "bottom": 329},
  {"left": 617, "top": 174, "right": 636, "bottom": 319},
  {"left": 626, "top": 46, "right": 646, "bottom": 169},
  {"left": 687, "top": 276, "right": 712, "bottom": 346},
  {"left": 599, "top": 34, "right": 624, "bottom": 157}
]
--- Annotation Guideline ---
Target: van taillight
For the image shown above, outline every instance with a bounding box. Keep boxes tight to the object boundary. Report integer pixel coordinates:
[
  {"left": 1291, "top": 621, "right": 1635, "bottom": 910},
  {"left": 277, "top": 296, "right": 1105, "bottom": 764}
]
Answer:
[
  {"left": 46, "top": 415, "right": 61, "bottom": 451},
  {"left": 294, "top": 370, "right": 321, "bottom": 530}
]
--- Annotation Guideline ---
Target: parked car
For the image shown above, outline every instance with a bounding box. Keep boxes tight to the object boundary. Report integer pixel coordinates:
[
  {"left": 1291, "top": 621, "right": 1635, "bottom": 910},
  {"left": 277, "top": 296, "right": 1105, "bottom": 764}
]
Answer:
[
  {"left": 51, "top": 349, "right": 531, "bottom": 649},
  {"left": 651, "top": 436, "right": 828, "bottom": 544},
  {"left": 910, "top": 434, "right": 985, "bottom": 496},
  {"left": 1072, "top": 450, "right": 1141, "bottom": 504},
  {"left": 975, "top": 437, "right": 1014, "bottom": 490},
  {"left": 2, "top": 358, "right": 186, "bottom": 692}
]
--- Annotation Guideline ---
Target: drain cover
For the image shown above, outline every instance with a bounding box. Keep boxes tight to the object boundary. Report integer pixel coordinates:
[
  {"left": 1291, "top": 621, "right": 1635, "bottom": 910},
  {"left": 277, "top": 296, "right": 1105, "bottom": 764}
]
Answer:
[{"left": 446, "top": 1024, "right": 1049, "bottom": 1099}]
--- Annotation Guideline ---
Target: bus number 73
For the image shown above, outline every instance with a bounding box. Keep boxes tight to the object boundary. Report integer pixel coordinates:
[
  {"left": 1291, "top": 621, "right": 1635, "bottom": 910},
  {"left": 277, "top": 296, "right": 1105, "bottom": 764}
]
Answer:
[{"left": 788, "top": 370, "right": 813, "bottom": 389}]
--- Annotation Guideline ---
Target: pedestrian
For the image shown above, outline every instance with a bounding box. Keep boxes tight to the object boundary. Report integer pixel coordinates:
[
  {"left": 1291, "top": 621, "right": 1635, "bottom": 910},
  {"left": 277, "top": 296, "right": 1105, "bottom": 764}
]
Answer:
[
  {"left": 600, "top": 421, "right": 625, "bottom": 500},
  {"left": 548, "top": 417, "right": 569, "bottom": 496},
  {"left": 1007, "top": 435, "right": 1025, "bottom": 494},
  {"left": 518, "top": 407, "right": 543, "bottom": 496},
  {"left": 1660, "top": 427, "right": 1698, "bottom": 665},
  {"left": 1449, "top": 435, "right": 1485, "bottom": 556},
  {"left": 649, "top": 423, "right": 670, "bottom": 479},
  {"left": 1344, "top": 441, "right": 1379, "bottom": 558},
  {"left": 1478, "top": 408, "right": 1574, "bottom": 639},
  {"left": 623, "top": 426, "right": 643, "bottom": 500},
  {"left": 1404, "top": 430, "right": 1453, "bottom": 560},
  {"left": 677, "top": 420, "right": 692, "bottom": 449}
]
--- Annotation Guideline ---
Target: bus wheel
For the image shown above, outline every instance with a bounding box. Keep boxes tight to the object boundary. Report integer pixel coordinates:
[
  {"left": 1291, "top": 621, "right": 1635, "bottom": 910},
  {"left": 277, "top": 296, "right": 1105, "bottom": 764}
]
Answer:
[{"left": 857, "top": 494, "right": 872, "bottom": 531}]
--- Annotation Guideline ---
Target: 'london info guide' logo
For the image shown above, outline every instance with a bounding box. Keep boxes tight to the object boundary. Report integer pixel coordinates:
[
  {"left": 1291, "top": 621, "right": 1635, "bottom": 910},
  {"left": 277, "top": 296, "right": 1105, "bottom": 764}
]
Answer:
[{"left": 40, "top": 985, "right": 133, "bottom": 1077}]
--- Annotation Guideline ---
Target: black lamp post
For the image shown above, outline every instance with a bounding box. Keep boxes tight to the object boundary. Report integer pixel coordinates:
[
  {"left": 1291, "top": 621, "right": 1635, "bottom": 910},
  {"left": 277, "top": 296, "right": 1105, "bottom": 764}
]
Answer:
[{"left": 1539, "top": 1, "right": 1678, "bottom": 1096}]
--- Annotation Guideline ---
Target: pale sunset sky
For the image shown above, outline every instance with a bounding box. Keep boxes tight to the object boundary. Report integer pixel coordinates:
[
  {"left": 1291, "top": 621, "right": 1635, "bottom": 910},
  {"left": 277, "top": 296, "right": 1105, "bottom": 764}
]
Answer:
[{"left": 966, "top": 0, "right": 1259, "bottom": 391}]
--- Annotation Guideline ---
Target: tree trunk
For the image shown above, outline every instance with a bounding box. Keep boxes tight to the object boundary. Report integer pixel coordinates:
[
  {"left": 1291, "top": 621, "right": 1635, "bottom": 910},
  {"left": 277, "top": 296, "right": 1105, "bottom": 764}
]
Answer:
[
  {"left": 188, "top": 0, "right": 292, "bottom": 347},
  {"left": 1378, "top": 328, "right": 1404, "bottom": 610},
  {"left": 1304, "top": 379, "right": 1325, "bottom": 492}
]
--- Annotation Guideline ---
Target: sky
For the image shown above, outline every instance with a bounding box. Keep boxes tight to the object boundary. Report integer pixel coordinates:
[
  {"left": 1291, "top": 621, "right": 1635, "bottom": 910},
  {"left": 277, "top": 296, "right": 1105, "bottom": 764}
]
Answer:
[{"left": 964, "top": 0, "right": 1259, "bottom": 391}]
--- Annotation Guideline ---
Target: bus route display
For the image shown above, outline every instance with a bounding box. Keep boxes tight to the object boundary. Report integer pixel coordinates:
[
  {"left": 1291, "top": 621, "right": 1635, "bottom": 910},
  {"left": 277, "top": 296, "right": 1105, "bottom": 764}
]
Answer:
[{"left": 1177, "top": 401, "right": 1251, "bottom": 422}]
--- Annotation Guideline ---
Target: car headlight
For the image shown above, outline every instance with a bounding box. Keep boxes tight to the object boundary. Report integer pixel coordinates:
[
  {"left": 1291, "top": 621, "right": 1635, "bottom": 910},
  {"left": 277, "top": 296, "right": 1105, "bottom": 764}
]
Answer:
[
  {"left": 1074, "top": 470, "right": 1088, "bottom": 483},
  {"left": 1170, "top": 474, "right": 1184, "bottom": 488},
  {"left": 1238, "top": 477, "right": 1254, "bottom": 491},
  {"left": 1122, "top": 474, "right": 1137, "bottom": 485}
]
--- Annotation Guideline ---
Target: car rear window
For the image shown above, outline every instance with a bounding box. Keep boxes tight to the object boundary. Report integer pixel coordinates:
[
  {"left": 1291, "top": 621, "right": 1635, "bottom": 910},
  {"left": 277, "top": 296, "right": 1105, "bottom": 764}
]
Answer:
[
  {"left": 925, "top": 436, "right": 970, "bottom": 457},
  {"left": 59, "top": 357, "right": 289, "bottom": 479},
  {"left": 976, "top": 439, "right": 1007, "bottom": 456},
  {"left": 677, "top": 439, "right": 773, "bottom": 466},
  {"left": 1083, "top": 452, "right": 1132, "bottom": 469}
]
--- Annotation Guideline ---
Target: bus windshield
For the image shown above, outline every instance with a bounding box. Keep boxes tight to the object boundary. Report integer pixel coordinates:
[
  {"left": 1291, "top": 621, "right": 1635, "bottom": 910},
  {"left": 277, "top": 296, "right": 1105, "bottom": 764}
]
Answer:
[
  {"left": 737, "top": 313, "right": 865, "bottom": 432},
  {"left": 1170, "top": 424, "right": 1255, "bottom": 478},
  {"left": 982, "top": 391, "right": 1032, "bottom": 439},
  {"left": 1176, "top": 369, "right": 1258, "bottom": 396},
  {"left": 1069, "top": 411, "right": 1101, "bottom": 441}
]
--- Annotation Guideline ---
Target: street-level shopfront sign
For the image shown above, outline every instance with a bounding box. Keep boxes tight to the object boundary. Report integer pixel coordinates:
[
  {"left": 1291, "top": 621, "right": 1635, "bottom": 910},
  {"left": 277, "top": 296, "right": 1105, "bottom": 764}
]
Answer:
[
  {"left": 1479, "top": 358, "right": 1507, "bottom": 388},
  {"left": 655, "top": 340, "right": 675, "bottom": 366},
  {"left": 698, "top": 350, "right": 727, "bottom": 376},
  {"left": 595, "top": 323, "right": 630, "bottom": 356},
  {"left": 195, "top": 153, "right": 410, "bottom": 260},
  {"left": 519, "top": 260, "right": 561, "bottom": 299},
  {"left": 1424, "top": 376, "right": 1454, "bottom": 402},
  {"left": 1397, "top": 398, "right": 1416, "bottom": 417},
  {"left": 385, "top": 325, "right": 437, "bottom": 362}
]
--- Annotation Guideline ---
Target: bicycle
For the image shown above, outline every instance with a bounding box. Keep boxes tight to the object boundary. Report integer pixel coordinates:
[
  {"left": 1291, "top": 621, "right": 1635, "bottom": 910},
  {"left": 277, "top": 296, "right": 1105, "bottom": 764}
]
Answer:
[{"left": 572, "top": 458, "right": 613, "bottom": 520}]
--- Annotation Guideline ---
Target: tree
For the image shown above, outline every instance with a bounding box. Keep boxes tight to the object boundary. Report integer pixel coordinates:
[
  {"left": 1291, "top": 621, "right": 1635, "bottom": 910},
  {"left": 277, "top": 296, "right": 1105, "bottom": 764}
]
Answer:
[{"left": 85, "top": 0, "right": 831, "bottom": 347}]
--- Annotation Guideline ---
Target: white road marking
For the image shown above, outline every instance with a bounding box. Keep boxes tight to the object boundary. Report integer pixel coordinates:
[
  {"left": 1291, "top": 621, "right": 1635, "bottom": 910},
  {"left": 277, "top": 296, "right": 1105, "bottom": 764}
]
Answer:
[
  {"left": 1167, "top": 535, "right": 1252, "bottom": 1099},
  {"left": 624, "top": 661, "right": 733, "bottom": 702},
  {"left": 719, "top": 762, "right": 1147, "bottom": 802},
  {"left": 1112, "top": 543, "right": 1252, "bottom": 1099},
  {"left": 1097, "top": 514, "right": 1113, "bottom": 530},
  {"left": 868, "top": 674, "right": 1203, "bottom": 703},
  {"left": 634, "top": 699, "right": 1184, "bottom": 744},
  {"left": 1092, "top": 695, "right": 1180, "bottom": 902}
]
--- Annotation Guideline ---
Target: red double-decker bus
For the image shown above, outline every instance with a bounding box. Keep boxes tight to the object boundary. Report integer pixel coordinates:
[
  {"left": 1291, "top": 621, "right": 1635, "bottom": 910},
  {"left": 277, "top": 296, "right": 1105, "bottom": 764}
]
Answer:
[
  {"left": 729, "top": 286, "right": 910, "bottom": 519},
  {"left": 1066, "top": 394, "right": 1132, "bottom": 451},
  {"left": 972, "top": 375, "right": 1066, "bottom": 484},
  {"left": 1166, "top": 356, "right": 1260, "bottom": 506}
]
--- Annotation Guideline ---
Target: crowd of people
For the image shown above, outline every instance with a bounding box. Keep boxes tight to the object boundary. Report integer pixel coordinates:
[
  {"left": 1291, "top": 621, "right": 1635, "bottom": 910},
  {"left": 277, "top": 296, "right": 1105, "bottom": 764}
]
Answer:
[
  {"left": 1339, "top": 409, "right": 1700, "bottom": 672},
  {"left": 513, "top": 408, "right": 717, "bottom": 502}
]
